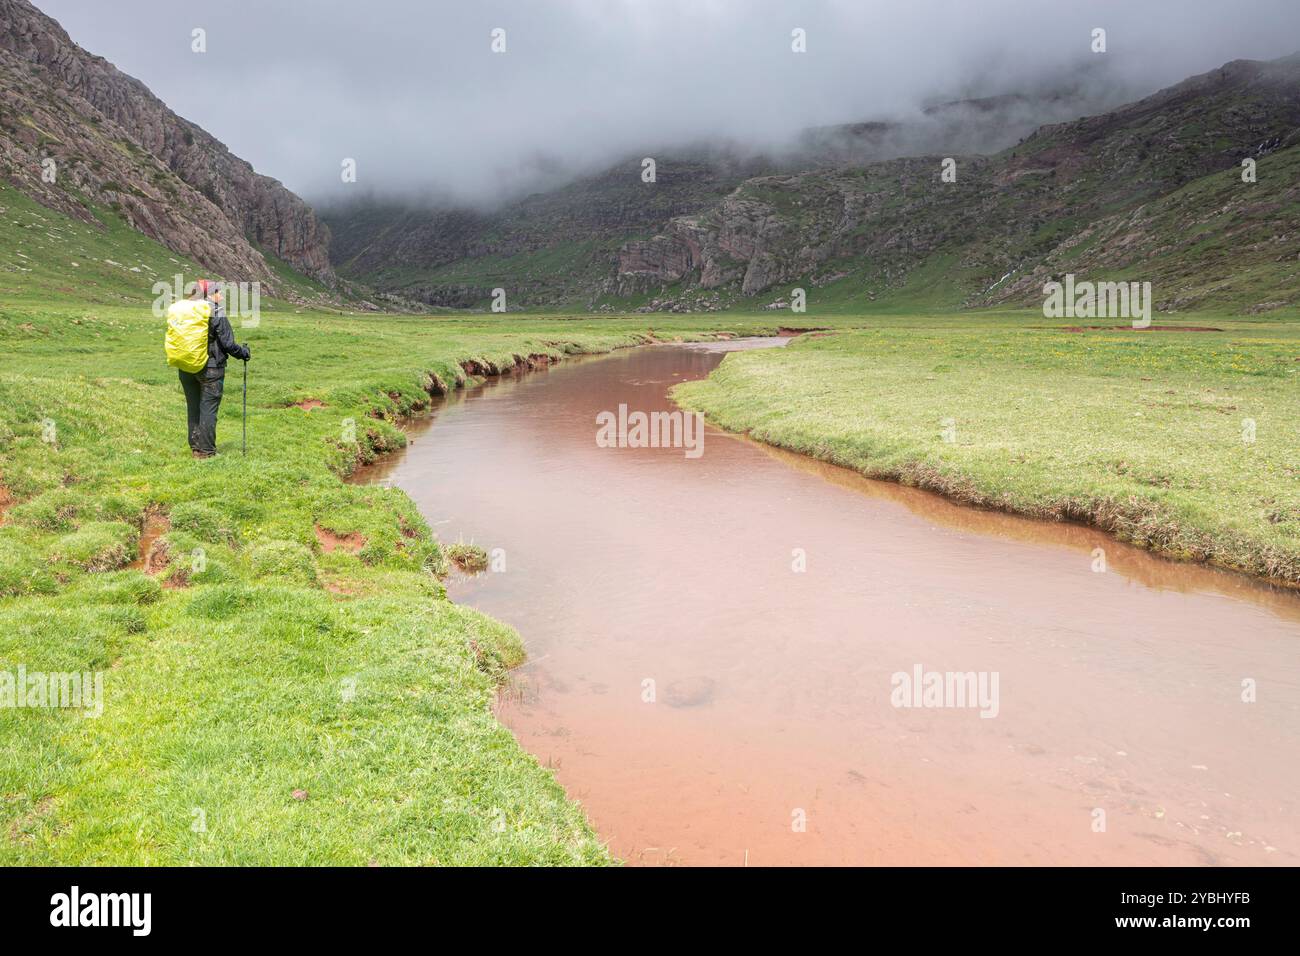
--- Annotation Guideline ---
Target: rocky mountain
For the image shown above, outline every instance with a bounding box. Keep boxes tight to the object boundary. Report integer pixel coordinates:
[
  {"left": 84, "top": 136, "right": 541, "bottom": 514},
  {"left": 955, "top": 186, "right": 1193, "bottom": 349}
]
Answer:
[
  {"left": 321, "top": 72, "right": 1143, "bottom": 310},
  {"left": 0, "top": 0, "right": 333, "bottom": 292},
  {"left": 322, "top": 150, "right": 775, "bottom": 309},
  {"left": 619, "top": 55, "right": 1300, "bottom": 313},
  {"left": 327, "top": 54, "right": 1300, "bottom": 314}
]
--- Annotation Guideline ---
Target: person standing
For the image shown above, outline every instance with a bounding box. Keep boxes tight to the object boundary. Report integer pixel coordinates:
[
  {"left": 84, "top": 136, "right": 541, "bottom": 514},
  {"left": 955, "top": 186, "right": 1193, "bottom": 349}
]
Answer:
[{"left": 167, "top": 279, "right": 250, "bottom": 458}]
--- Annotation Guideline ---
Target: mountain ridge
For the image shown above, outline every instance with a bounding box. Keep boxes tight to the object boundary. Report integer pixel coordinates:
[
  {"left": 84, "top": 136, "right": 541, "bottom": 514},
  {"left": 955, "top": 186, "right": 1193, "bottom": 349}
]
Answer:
[
  {"left": 617, "top": 53, "right": 1300, "bottom": 313},
  {"left": 0, "top": 0, "right": 333, "bottom": 292},
  {"left": 324, "top": 53, "right": 1300, "bottom": 314}
]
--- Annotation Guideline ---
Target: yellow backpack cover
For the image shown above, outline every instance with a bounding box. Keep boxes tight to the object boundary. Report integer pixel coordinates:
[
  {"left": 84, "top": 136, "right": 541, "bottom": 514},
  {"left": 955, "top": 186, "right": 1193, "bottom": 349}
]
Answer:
[{"left": 165, "top": 299, "right": 211, "bottom": 373}]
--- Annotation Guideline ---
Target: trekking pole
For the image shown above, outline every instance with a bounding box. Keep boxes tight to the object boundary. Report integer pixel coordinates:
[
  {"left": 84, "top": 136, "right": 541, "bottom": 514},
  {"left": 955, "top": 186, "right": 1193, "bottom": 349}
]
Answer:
[{"left": 242, "top": 358, "right": 248, "bottom": 457}]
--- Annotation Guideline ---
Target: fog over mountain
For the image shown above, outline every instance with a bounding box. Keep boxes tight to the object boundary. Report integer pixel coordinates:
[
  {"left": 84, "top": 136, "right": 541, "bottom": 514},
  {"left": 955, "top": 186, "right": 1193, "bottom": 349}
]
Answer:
[{"left": 33, "top": 0, "right": 1300, "bottom": 208}]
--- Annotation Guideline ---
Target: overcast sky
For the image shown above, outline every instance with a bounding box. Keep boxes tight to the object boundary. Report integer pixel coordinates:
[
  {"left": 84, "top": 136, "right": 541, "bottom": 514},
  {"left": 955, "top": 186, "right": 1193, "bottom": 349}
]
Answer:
[{"left": 33, "top": 0, "right": 1300, "bottom": 207}]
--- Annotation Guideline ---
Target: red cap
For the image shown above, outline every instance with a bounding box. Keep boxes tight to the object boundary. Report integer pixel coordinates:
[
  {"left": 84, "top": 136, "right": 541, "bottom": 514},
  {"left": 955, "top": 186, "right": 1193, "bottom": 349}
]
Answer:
[{"left": 195, "top": 279, "right": 212, "bottom": 298}]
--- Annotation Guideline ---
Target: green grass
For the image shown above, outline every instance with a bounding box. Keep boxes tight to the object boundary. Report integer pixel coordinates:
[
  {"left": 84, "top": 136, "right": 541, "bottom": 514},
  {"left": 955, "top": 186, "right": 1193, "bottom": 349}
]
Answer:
[
  {"left": 7, "top": 159, "right": 1299, "bottom": 865},
  {"left": 445, "top": 542, "right": 490, "bottom": 574},
  {"left": 0, "top": 182, "right": 828, "bottom": 862},
  {"left": 0, "top": 181, "right": 835, "bottom": 863},
  {"left": 0, "top": 181, "right": 203, "bottom": 307},
  {"left": 675, "top": 314, "right": 1300, "bottom": 585},
  {"left": 0, "top": 302, "right": 825, "bottom": 864}
]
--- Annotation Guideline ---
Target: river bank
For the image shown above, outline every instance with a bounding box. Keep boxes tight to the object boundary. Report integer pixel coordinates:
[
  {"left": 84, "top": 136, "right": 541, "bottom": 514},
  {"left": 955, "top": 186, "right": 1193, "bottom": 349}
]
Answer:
[
  {"left": 5, "top": 300, "right": 1297, "bottom": 864},
  {"left": 361, "top": 338, "right": 1300, "bottom": 865},
  {"left": 0, "top": 301, "right": 795, "bottom": 864},
  {"left": 674, "top": 317, "right": 1300, "bottom": 589}
]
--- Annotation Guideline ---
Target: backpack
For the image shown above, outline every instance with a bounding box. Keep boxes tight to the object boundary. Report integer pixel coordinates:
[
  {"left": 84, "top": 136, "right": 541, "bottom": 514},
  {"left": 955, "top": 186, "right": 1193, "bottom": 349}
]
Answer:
[{"left": 165, "top": 299, "right": 211, "bottom": 373}]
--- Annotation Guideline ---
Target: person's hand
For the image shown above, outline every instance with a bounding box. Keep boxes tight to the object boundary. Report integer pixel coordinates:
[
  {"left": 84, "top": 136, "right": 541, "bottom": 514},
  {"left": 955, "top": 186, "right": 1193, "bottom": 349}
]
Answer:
[{"left": 242, "top": 344, "right": 251, "bottom": 361}]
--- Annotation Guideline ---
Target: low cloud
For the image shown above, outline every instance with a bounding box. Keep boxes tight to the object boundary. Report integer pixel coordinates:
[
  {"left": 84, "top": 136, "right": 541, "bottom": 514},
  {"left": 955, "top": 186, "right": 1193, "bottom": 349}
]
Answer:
[{"left": 34, "top": 0, "right": 1300, "bottom": 208}]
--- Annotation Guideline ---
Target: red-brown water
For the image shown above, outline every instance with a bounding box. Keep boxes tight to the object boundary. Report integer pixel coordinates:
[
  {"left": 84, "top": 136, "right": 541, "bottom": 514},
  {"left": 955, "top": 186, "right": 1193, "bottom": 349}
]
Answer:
[{"left": 361, "top": 340, "right": 1300, "bottom": 866}]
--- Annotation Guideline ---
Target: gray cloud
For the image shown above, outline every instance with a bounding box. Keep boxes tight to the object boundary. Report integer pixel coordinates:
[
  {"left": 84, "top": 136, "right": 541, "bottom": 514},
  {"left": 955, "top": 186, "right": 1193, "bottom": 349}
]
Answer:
[{"left": 33, "top": 0, "right": 1300, "bottom": 207}]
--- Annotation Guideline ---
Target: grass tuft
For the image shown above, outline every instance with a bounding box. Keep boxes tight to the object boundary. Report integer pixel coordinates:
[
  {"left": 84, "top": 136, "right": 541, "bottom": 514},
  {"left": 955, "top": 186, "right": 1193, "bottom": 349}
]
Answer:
[{"left": 446, "top": 542, "right": 489, "bottom": 574}]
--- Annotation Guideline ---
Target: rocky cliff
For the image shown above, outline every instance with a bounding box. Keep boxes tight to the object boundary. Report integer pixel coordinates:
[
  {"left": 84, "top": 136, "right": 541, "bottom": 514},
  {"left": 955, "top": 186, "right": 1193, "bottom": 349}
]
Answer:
[
  {"left": 324, "top": 53, "right": 1300, "bottom": 314},
  {"left": 616, "top": 55, "right": 1300, "bottom": 312},
  {"left": 322, "top": 151, "right": 772, "bottom": 308},
  {"left": 0, "top": 0, "right": 333, "bottom": 290},
  {"left": 321, "top": 68, "right": 1147, "bottom": 310}
]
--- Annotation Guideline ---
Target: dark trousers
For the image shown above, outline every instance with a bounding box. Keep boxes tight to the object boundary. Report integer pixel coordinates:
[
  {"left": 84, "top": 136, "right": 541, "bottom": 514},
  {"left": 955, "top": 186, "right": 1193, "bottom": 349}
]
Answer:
[{"left": 178, "top": 367, "right": 225, "bottom": 455}]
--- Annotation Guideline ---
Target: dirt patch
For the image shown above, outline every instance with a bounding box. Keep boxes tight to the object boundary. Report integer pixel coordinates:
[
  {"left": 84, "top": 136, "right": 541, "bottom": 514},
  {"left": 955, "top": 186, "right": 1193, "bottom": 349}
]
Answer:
[
  {"left": 7, "top": 796, "right": 55, "bottom": 845},
  {"left": 291, "top": 399, "right": 327, "bottom": 410},
  {"left": 777, "top": 327, "right": 831, "bottom": 336},
  {"left": 0, "top": 484, "right": 12, "bottom": 526},
  {"left": 517, "top": 353, "right": 553, "bottom": 370},
  {"left": 130, "top": 509, "right": 171, "bottom": 574},
  {"left": 461, "top": 353, "right": 559, "bottom": 380},
  {"left": 315, "top": 525, "right": 366, "bottom": 554},
  {"left": 323, "top": 579, "right": 361, "bottom": 597}
]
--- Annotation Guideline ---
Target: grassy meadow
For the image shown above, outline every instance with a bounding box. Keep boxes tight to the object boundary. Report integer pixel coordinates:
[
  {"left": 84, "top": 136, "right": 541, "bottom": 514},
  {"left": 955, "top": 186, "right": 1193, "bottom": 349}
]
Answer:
[
  {"left": 3, "top": 175, "right": 1298, "bottom": 865},
  {"left": 676, "top": 314, "right": 1300, "bottom": 586},
  {"left": 0, "top": 294, "right": 815, "bottom": 864},
  {"left": 0, "top": 184, "right": 813, "bottom": 863}
]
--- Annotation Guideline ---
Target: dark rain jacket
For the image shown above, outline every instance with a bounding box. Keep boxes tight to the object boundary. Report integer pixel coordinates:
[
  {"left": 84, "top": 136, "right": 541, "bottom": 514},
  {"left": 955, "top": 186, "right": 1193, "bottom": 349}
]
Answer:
[{"left": 204, "top": 301, "right": 250, "bottom": 371}]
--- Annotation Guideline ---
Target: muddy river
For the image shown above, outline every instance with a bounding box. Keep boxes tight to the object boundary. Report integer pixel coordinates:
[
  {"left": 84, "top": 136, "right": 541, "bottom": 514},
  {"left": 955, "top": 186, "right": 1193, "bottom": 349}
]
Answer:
[{"left": 361, "top": 339, "right": 1300, "bottom": 866}]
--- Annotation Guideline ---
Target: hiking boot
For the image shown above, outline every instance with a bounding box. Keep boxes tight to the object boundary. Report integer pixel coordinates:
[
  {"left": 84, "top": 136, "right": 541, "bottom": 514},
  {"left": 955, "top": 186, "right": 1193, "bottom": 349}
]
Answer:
[{"left": 192, "top": 450, "right": 214, "bottom": 460}]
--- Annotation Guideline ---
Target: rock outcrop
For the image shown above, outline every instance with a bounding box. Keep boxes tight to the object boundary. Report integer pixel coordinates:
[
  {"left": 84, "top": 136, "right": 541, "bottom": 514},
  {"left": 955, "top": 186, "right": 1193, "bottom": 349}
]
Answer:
[
  {"left": 0, "top": 0, "right": 333, "bottom": 289},
  {"left": 323, "top": 68, "right": 1147, "bottom": 309},
  {"left": 322, "top": 154, "right": 767, "bottom": 308},
  {"left": 614, "top": 54, "right": 1300, "bottom": 310},
  {"left": 324, "top": 45, "right": 1300, "bottom": 313}
]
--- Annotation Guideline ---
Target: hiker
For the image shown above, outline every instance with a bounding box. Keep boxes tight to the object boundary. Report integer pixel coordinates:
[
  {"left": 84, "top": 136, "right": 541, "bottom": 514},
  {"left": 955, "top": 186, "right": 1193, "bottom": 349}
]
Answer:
[{"left": 165, "top": 279, "right": 250, "bottom": 458}]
